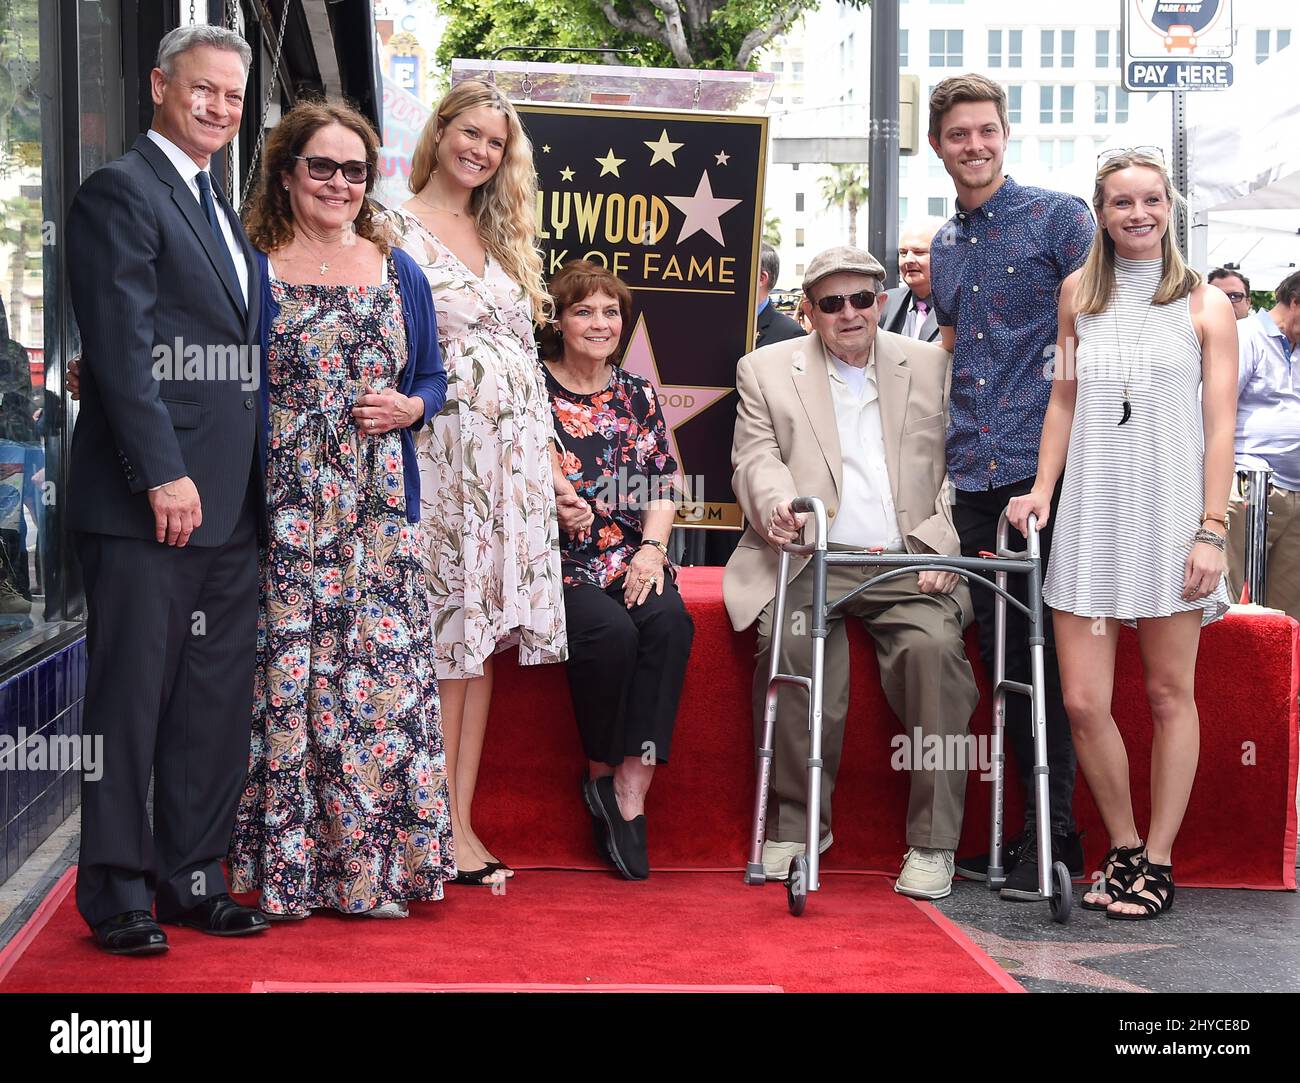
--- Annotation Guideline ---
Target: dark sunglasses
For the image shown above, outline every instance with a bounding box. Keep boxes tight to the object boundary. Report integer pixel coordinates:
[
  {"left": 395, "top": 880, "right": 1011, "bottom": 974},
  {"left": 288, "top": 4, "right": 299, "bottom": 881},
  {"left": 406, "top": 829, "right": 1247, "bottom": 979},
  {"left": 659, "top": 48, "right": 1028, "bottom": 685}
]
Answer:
[
  {"left": 294, "top": 155, "right": 370, "bottom": 184},
  {"left": 1222, "top": 291, "right": 1246, "bottom": 303},
  {"left": 814, "top": 290, "right": 878, "bottom": 315}
]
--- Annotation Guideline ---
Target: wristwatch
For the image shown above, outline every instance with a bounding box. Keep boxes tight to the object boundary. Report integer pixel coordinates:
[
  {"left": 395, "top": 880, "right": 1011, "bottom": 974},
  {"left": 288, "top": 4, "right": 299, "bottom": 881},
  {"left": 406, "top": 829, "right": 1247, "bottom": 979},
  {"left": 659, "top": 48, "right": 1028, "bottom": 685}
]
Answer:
[{"left": 640, "top": 538, "right": 669, "bottom": 558}]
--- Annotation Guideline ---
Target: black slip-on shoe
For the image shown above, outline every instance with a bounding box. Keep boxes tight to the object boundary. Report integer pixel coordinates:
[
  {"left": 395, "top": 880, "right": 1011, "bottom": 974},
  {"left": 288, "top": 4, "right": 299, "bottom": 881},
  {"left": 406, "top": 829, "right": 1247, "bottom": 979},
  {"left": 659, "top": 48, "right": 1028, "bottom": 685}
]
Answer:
[{"left": 591, "top": 775, "right": 649, "bottom": 880}]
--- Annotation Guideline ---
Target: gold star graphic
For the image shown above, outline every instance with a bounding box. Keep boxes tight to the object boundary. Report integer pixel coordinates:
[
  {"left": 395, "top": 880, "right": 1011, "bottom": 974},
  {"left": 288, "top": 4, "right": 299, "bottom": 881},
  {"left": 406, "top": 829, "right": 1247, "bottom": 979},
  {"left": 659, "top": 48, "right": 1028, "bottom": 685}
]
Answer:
[
  {"left": 559, "top": 166, "right": 575, "bottom": 182},
  {"left": 542, "top": 144, "right": 552, "bottom": 153},
  {"left": 595, "top": 148, "right": 626, "bottom": 177},
  {"left": 715, "top": 150, "right": 731, "bottom": 166},
  {"left": 644, "top": 128, "right": 684, "bottom": 167}
]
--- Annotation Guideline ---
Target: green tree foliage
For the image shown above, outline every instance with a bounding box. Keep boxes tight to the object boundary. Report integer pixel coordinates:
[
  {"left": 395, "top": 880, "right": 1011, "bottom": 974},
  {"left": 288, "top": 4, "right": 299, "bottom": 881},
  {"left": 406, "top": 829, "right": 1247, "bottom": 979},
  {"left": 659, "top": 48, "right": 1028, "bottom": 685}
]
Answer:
[
  {"left": 762, "top": 207, "right": 781, "bottom": 247},
  {"left": 820, "top": 163, "right": 869, "bottom": 247},
  {"left": 436, "top": 0, "right": 868, "bottom": 72}
]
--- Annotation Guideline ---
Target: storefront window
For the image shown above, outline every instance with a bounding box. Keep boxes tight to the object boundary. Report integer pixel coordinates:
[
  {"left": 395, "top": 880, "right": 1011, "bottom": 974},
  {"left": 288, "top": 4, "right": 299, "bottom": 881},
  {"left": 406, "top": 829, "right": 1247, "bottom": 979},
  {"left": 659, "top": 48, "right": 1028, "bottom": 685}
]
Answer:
[
  {"left": 0, "top": 0, "right": 122, "bottom": 668},
  {"left": 0, "top": 0, "right": 56, "bottom": 659}
]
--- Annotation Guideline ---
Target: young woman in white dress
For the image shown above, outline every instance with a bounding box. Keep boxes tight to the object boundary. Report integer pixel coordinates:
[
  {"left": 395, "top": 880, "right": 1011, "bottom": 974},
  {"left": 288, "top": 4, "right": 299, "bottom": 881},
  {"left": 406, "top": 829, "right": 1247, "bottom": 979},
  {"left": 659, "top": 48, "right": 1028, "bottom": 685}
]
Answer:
[
  {"left": 387, "top": 80, "right": 589, "bottom": 885},
  {"left": 1008, "top": 149, "right": 1238, "bottom": 919}
]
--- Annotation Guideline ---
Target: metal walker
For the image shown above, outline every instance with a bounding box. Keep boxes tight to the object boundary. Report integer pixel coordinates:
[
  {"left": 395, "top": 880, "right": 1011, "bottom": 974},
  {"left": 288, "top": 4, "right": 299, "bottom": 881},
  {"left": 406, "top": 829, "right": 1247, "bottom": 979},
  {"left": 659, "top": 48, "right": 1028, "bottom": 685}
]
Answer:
[{"left": 743, "top": 496, "right": 1072, "bottom": 923}]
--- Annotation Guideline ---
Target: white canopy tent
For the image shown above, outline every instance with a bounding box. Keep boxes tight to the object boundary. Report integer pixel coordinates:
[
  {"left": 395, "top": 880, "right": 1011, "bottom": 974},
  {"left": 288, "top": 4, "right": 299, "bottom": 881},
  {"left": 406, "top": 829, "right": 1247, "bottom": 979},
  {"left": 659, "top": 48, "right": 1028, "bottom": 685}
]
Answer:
[{"left": 1101, "top": 49, "right": 1300, "bottom": 290}]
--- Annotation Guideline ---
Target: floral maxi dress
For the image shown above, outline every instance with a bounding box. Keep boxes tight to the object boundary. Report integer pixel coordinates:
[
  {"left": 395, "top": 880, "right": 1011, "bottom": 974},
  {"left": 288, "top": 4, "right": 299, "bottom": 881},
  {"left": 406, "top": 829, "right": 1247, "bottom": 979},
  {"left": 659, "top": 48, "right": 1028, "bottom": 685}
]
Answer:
[
  {"left": 390, "top": 210, "right": 567, "bottom": 679},
  {"left": 229, "top": 257, "right": 455, "bottom": 915}
]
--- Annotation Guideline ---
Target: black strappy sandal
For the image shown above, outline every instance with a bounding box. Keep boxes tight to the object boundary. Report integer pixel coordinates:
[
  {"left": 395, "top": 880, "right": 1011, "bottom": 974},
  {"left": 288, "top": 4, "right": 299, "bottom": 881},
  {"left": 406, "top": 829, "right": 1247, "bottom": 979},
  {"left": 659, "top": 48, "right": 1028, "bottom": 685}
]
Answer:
[
  {"left": 1081, "top": 842, "right": 1146, "bottom": 912},
  {"left": 1107, "top": 856, "right": 1175, "bottom": 920}
]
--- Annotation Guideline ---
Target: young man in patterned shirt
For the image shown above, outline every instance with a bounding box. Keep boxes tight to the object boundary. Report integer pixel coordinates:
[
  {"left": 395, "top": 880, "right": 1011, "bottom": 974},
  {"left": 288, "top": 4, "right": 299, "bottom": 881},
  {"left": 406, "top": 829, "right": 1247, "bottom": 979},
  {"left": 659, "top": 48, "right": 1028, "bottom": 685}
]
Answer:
[{"left": 927, "top": 73, "right": 1095, "bottom": 900}]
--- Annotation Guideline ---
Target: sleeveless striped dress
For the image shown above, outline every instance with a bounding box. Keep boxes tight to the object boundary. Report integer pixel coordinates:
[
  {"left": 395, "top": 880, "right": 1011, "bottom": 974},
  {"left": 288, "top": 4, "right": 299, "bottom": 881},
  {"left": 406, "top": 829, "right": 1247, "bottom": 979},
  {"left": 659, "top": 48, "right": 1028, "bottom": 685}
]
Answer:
[{"left": 1043, "top": 255, "right": 1230, "bottom": 625}]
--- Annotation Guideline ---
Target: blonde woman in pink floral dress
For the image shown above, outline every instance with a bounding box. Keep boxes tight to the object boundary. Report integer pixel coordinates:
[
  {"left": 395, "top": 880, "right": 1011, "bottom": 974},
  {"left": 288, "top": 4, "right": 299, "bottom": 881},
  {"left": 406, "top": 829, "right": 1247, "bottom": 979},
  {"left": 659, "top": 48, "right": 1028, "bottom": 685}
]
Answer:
[{"left": 387, "top": 80, "right": 575, "bottom": 885}]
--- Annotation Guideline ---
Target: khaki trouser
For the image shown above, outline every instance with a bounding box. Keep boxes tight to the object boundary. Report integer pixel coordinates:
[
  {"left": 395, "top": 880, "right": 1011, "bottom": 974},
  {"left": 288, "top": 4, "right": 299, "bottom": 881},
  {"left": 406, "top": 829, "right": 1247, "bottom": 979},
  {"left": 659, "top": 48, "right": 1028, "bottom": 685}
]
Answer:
[
  {"left": 1226, "top": 476, "right": 1300, "bottom": 622},
  {"left": 752, "top": 551, "right": 980, "bottom": 850}
]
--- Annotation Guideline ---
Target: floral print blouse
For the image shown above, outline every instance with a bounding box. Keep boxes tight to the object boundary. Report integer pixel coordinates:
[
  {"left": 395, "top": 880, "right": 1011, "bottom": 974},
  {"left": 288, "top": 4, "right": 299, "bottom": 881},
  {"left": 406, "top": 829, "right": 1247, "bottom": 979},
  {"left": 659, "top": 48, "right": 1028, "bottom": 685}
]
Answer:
[{"left": 543, "top": 363, "right": 679, "bottom": 589}]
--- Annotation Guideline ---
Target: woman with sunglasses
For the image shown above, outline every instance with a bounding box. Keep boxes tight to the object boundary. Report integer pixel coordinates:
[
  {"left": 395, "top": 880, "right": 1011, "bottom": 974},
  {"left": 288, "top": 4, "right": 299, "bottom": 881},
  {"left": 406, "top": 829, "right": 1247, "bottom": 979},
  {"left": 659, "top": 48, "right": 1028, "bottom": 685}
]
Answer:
[
  {"left": 383, "top": 80, "right": 569, "bottom": 887},
  {"left": 1008, "top": 148, "right": 1238, "bottom": 920},
  {"left": 226, "top": 101, "right": 454, "bottom": 919}
]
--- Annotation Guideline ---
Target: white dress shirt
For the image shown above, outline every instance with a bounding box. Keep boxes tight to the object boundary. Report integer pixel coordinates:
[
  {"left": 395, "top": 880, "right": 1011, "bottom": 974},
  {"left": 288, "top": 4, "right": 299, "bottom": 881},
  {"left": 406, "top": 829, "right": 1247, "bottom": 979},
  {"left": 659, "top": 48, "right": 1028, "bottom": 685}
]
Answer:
[
  {"left": 825, "top": 349, "right": 904, "bottom": 550},
  {"left": 147, "top": 129, "right": 249, "bottom": 306}
]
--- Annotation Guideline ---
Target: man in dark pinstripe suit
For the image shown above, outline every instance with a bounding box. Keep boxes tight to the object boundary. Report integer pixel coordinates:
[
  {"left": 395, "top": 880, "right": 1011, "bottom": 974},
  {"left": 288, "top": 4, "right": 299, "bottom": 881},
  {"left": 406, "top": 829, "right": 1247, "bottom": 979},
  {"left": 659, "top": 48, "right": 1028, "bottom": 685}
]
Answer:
[{"left": 67, "top": 25, "right": 268, "bottom": 953}]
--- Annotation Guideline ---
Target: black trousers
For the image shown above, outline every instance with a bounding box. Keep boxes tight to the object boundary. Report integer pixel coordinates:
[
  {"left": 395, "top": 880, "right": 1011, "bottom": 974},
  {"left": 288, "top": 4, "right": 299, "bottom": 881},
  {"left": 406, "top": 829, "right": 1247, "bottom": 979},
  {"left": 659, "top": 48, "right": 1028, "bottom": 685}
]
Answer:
[
  {"left": 561, "top": 577, "right": 694, "bottom": 766},
  {"left": 953, "top": 479, "right": 1077, "bottom": 837},
  {"left": 75, "top": 485, "right": 259, "bottom": 927}
]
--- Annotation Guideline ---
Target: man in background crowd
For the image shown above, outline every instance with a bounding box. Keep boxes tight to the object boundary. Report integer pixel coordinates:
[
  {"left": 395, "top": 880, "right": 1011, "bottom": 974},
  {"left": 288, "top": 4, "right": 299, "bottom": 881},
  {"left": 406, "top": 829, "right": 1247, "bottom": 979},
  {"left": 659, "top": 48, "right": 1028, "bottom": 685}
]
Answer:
[
  {"left": 1227, "top": 268, "right": 1300, "bottom": 620},
  {"left": 755, "top": 241, "right": 806, "bottom": 349},
  {"left": 1209, "top": 267, "right": 1253, "bottom": 321},
  {"left": 880, "top": 218, "right": 945, "bottom": 343}
]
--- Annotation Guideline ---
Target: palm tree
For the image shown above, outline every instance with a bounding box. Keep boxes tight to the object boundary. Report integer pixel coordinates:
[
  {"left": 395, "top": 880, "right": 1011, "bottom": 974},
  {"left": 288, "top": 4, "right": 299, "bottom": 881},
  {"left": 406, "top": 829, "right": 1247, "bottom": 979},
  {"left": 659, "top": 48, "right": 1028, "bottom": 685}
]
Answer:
[
  {"left": 819, "top": 164, "right": 869, "bottom": 248},
  {"left": 763, "top": 208, "right": 781, "bottom": 248}
]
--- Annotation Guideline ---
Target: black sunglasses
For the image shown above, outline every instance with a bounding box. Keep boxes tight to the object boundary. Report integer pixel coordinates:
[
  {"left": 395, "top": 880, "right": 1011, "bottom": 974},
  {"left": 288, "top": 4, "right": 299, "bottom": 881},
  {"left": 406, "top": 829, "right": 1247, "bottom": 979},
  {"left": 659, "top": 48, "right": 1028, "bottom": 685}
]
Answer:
[
  {"left": 1222, "top": 291, "right": 1247, "bottom": 303},
  {"left": 814, "top": 290, "right": 878, "bottom": 315},
  {"left": 294, "top": 155, "right": 370, "bottom": 184}
]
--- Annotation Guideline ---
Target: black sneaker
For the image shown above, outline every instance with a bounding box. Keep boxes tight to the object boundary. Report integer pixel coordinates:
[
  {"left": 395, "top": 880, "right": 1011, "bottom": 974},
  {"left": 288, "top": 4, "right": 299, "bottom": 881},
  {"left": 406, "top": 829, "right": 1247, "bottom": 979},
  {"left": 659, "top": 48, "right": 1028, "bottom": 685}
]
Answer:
[
  {"left": 590, "top": 775, "right": 650, "bottom": 880},
  {"left": 999, "top": 830, "right": 1084, "bottom": 901},
  {"left": 954, "top": 831, "right": 1028, "bottom": 881},
  {"left": 581, "top": 774, "right": 615, "bottom": 866}
]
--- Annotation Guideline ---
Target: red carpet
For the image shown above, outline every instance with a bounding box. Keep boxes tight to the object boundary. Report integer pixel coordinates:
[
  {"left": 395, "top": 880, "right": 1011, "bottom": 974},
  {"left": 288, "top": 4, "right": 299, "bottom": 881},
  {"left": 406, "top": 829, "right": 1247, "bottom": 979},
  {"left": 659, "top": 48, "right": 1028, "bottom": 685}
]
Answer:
[
  {"left": 477, "top": 568, "right": 1298, "bottom": 889},
  {"left": 0, "top": 867, "right": 1020, "bottom": 993}
]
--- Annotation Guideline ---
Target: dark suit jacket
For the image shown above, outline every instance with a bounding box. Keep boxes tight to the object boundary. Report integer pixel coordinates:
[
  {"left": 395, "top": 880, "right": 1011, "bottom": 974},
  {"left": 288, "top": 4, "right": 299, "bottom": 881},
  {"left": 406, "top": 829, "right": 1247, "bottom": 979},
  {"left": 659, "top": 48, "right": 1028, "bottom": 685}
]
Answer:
[
  {"left": 756, "top": 300, "right": 806, "bottom": 349},
  {"left": 880, "top": 287, "right": 939, "bottom": 344},
  {"left": 67, "top": 134, "right": 262, "bottom": 547}
]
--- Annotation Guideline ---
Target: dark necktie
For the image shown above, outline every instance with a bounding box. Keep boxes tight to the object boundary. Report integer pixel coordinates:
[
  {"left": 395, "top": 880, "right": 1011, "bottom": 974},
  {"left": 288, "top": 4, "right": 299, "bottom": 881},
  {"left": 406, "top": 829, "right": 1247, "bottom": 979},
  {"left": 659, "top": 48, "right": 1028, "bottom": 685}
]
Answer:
[{"left": 195, "top": 170, "right": 245, "bottom": 311}]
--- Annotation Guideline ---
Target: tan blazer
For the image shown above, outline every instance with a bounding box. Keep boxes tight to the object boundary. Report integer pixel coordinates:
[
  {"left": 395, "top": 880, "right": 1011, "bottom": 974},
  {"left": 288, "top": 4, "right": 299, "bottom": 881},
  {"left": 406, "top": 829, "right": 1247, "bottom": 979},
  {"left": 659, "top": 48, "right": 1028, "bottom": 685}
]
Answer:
[{"left": 723, "top": 328, "right": 966, "bottom": 632}]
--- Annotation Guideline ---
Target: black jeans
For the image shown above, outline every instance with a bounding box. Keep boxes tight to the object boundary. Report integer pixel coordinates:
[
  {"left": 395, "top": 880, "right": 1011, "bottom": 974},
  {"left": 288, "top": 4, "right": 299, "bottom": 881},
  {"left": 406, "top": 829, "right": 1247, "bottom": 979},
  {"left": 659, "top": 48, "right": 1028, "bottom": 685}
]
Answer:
[
  {"left": 953, "top": 479, "right": 1077, "bottom": 838},
  {"left": 561, "top": 577, "right": 694, "bottom": 767}
]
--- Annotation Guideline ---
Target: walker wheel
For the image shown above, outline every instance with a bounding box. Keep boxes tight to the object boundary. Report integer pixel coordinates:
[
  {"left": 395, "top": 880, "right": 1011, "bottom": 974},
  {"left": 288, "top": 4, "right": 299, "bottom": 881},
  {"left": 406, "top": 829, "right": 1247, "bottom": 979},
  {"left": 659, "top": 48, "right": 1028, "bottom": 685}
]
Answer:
[
  {"left": 1049, "top": 860, "right": 1072, "bottom": 924},
  {"left": 786, "top": 853, "right": 808, "bottom": 917}
]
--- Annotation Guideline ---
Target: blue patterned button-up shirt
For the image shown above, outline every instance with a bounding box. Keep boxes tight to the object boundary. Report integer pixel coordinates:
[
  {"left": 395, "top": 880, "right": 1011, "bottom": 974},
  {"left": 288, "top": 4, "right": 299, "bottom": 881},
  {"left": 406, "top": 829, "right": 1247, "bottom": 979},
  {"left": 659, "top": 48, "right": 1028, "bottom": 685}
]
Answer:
[{"left": 931, "top": 176, "right": 1094, "bottom": 491}]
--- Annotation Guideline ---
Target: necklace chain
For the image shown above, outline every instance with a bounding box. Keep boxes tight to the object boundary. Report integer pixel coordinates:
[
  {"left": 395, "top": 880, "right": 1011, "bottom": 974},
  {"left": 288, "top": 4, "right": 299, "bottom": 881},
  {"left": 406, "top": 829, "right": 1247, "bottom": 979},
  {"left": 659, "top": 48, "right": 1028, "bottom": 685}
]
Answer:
[
  {"left": 1111, "top": 270, "right": 1159, "bottom": 426},
  {"left": 416, "top": 193, "right": 469, "bottom": 218},
  {"left": 293, "top": 232, "right": 350, "bottom": 276}
]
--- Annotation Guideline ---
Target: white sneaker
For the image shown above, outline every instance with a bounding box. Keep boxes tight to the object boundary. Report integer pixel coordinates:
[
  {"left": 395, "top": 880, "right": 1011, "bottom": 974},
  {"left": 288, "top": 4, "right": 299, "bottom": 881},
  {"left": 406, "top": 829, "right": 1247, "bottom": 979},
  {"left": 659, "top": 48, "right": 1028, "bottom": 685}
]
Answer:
[
  {"left": 360, "top": 900, "right": 409, "bottom": 919},
  {"left": 761, "top": 832, "right": 834, "bottom": 880},
  {"left": 894, "top": 847, "right": 955, "bottom": 900}
]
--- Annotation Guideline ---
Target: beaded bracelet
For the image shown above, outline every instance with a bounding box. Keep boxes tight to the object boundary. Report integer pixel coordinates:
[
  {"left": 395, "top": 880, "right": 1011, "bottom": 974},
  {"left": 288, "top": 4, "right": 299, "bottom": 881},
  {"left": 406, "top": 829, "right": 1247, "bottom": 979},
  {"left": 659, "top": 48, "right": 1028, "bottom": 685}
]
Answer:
[{"left": 1193, "top": 528, "right": 1226, "bottom": 551}]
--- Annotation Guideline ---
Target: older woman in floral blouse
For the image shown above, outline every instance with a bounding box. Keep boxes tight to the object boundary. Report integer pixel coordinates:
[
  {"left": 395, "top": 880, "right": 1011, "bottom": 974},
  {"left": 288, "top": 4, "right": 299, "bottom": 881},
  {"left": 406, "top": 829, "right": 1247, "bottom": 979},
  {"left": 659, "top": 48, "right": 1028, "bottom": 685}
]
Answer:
[{"left": 539, "top": 261, "right": 694, "bottom": 881}]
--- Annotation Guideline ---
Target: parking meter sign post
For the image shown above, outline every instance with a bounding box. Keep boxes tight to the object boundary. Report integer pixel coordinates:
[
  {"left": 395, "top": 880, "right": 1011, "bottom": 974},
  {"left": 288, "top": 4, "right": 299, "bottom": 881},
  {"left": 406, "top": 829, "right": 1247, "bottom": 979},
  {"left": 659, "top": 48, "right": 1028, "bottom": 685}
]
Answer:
[{"left": 1122, "top": 0, "right": 1234, "bottom": 93}]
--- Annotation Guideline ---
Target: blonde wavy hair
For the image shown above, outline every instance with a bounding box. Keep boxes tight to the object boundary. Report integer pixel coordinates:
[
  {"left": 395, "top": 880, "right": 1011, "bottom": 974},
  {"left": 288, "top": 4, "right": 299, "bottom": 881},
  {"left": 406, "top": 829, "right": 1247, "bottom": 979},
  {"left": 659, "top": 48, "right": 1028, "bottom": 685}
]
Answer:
[
  {"left": 1075, "top": 150, "right": 1200, "bottom": 315},
  {"left": 409, "top": 79, "right": 551, "bottom": 323}
]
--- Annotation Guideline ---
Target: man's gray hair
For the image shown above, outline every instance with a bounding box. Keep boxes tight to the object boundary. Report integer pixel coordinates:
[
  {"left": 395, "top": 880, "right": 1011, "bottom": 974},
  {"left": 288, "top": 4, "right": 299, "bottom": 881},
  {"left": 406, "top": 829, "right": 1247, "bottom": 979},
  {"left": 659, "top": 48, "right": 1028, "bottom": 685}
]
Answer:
[
  {"left": 157, "top": 24, "right": 253, "bottom": 78},
  {"left": 759, "top": 242, "right": 780, "bottom": 290}
]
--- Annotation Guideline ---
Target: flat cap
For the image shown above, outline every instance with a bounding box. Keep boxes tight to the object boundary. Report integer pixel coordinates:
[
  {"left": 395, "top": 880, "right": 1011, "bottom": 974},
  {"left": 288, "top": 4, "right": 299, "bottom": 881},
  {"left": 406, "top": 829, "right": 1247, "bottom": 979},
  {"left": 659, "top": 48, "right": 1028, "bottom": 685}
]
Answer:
[{"left": 802, "top": 245, "right": 886, "bottom": 293}]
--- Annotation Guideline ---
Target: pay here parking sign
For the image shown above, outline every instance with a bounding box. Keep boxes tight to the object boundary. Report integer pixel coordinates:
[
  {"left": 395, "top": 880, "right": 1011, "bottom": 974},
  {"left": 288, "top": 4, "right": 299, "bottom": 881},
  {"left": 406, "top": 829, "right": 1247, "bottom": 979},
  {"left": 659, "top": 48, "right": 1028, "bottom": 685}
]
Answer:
[{"left": 1124, "top": 0, "right": 1235, "bottom": 91}]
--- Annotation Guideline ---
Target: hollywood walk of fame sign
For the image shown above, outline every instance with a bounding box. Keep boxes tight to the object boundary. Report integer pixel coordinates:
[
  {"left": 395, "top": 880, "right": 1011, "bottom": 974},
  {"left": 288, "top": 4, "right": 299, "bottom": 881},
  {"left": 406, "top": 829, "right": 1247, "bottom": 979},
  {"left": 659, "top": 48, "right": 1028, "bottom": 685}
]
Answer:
[{"left": 516, "top": 102, "right": 767, "bottom": 530}]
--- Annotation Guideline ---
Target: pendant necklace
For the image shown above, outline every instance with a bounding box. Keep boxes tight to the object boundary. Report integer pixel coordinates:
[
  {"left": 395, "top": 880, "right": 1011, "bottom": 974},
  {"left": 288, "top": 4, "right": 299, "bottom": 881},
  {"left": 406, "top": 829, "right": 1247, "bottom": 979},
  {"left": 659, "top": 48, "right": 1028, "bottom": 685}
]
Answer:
[
  {"left": 1112, "top": 276, "right": 1158, "bottom": 427},
  {"left": 297, "top": 235, "right": 346, "bottom": 277}
]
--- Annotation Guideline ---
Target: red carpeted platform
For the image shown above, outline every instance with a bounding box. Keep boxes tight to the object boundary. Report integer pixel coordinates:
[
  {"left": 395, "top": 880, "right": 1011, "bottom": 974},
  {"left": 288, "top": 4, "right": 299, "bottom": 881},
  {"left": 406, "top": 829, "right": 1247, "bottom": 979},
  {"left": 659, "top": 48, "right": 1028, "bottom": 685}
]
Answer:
[
  {"left": 477, "top": 568, "right": 1299, "bottom": 889},
  {"left": 0, "top": 867, "right": 1020, "bottom": 993}
]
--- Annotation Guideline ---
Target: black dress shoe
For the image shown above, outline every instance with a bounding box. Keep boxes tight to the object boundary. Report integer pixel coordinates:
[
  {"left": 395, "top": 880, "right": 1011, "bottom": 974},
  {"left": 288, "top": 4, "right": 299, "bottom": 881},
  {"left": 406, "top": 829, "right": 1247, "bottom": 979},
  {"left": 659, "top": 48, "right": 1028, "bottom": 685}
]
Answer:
[
  {"left": 92, "top": 911, "right": 169, "bottom": 956},
  {"left": 591, "top": 775, "right": 649, "bottom": 880},
  {"left": 162, "top": 894, "right": 270, "bottom": 936}
]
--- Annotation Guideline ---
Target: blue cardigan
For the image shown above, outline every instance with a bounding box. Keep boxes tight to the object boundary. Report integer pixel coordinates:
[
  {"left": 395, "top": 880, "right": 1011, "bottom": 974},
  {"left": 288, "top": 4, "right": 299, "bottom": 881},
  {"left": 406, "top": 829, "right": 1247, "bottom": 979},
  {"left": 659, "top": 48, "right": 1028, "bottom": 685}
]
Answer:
[{"left": 255, "top": 246, "right": 446, "bottom": 523}]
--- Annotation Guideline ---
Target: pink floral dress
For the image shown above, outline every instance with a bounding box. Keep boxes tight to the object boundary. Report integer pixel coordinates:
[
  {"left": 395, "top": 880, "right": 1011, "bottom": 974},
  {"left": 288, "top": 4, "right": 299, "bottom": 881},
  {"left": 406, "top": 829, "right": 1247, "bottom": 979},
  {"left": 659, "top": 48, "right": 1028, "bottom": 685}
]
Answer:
[{"left": 389, "top": 209, "right": 567, "bottom": 679}]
